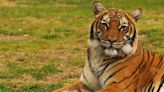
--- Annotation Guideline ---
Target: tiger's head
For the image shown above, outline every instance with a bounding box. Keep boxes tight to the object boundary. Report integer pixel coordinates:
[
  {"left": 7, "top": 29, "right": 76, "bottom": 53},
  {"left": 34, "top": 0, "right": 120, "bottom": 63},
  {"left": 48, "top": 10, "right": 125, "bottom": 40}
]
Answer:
[{"left": 89, "top": 1, "right": 142, "bottom": 57}]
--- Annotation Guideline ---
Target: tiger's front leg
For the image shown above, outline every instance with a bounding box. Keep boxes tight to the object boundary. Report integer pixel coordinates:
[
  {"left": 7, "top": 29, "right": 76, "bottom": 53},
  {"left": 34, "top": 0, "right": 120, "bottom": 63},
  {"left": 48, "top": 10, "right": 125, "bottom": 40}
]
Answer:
[
  {"left": 54, "top": 80, "right": 92, "bottom": 92},
  {"left": 97, "top": 84, "right": 129, "bottom": 92}
]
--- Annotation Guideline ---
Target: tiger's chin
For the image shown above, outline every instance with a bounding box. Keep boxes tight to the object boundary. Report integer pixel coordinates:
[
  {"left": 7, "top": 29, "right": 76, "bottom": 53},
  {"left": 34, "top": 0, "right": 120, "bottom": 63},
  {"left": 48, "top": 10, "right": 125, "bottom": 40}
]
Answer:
[{"left": 104, "top": 44, "right": 134, "bottom": 57}]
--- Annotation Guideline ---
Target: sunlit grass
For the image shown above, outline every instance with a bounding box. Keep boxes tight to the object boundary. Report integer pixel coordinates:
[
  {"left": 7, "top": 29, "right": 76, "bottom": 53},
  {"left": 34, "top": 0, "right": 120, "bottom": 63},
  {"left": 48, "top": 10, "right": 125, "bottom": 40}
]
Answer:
[{"left": 139, "top": 28, "right": 164, "bottom": 55}]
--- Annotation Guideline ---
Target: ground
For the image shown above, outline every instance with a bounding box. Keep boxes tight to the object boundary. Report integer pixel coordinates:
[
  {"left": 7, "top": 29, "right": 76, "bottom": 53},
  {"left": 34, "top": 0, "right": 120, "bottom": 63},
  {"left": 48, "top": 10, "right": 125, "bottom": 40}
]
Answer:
[{"left": 0, "top": 0, "right": 163, "bottom": 92}]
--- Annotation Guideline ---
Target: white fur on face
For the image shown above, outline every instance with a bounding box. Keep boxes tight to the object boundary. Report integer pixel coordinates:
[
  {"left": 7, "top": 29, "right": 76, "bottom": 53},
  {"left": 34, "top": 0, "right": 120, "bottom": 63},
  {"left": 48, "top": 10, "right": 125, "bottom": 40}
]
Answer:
[
  {"left": 104, "top": 48, "right": 118, "bottom": 56},
  {"left": 122, "top": 44, "right": 134, "bottom": 54},
  {"left": 88, "top": 40, "right": 100, "bottom": 48},
  {"left": 103, "top": 43, "right": 134, "bottom": 57},
  {"left": 88, "top": 39, "right": 135, "bottom": 57}
]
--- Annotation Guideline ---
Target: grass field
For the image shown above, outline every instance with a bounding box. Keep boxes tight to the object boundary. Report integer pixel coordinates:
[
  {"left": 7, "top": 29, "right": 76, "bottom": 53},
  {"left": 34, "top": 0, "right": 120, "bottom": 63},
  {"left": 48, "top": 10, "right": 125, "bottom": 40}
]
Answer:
[{"left": 0, "top": 0, "right": 163, "bottom": 92}]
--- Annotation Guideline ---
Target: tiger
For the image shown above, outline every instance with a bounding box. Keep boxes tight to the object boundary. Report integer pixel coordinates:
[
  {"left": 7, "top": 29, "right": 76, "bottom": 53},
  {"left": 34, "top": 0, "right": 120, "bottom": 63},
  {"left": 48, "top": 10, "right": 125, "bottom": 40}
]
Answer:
[{"left": 54, "top": 1, "right": 164, "bottom": 92}]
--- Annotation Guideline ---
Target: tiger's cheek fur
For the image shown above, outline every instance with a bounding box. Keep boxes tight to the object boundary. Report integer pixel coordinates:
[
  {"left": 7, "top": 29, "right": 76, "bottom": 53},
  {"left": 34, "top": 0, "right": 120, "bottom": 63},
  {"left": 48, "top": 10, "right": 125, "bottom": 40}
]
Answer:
[{"left": 122, "top": 44, "right": 134, "bottom": 54}]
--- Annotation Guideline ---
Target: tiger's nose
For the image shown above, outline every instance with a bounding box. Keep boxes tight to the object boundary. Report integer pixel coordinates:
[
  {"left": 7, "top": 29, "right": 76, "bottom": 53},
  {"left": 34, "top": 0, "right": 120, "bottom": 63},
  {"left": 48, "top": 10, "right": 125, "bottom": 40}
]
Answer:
[{"left": 107, "top": 37, "right": 117, "bottom": 43}]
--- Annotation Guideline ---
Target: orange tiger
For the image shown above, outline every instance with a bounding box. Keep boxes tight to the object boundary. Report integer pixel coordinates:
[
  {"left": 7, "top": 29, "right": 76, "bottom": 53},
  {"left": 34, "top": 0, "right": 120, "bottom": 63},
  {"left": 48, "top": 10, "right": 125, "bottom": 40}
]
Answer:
[{"left": 54, "top": 1, "right": 164, "bottom": 92}]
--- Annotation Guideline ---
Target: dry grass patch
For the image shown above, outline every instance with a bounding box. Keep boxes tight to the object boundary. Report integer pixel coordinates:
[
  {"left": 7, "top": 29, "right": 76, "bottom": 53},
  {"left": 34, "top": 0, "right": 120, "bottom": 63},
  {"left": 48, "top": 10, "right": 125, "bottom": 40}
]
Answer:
[
  {"left": 54, "top": 3, "right": 78, "bottom": 8},
  {"left": 0, "top": 0, "right": 15, "bottom": 8},
  {"left": 0, "top": 34, "right": 35, "bottom": 41}
]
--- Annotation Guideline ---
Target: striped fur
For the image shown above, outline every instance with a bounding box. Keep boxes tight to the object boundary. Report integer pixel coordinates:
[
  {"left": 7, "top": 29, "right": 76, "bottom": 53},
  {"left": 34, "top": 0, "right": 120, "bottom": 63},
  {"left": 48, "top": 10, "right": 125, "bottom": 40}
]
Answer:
[{"left": 54, "top": 1, "right": 164, "bottom": 92}]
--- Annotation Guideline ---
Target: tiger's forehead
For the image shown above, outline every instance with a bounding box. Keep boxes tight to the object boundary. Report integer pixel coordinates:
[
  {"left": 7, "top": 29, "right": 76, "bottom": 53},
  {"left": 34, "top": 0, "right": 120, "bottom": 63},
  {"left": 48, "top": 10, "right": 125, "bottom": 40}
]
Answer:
[
  {"left": 101, "top": 9, "right": 128, "bottom": 21},
  {"left": 107, "top": 9, "right": 126, "bottom": 18},
  {"left": 102, "top": 14, "right": 128, "bottom": 24}
]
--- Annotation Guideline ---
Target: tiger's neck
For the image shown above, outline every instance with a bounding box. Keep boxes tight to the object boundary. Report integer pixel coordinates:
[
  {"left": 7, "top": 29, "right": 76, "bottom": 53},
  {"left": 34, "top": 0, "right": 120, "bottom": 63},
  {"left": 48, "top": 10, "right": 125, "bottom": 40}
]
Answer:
[
  {"left": 86, "top": 39, "right": 140, "bottom": 75},
  {"left": 81, "top": 41, "right": 143, "bottom": 90}
]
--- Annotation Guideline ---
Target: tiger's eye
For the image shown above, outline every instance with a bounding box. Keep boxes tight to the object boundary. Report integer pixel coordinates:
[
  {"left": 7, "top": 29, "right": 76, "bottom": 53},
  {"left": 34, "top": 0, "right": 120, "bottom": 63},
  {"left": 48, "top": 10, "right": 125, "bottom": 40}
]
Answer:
[
  {"left": 119, "top": 17, "right": 129, "bottom": 32},
  {"left": 120, "top": 23, "right": 128, "bottom": 32},
  {"left": 102, "top": 22, "right": 108, "bottom": 27},
  {"left": 101, "top": 20, "right": 109, "bottom": 29},
  {"left": 121, "top": 25, "right": 128, "bottom": 30}
]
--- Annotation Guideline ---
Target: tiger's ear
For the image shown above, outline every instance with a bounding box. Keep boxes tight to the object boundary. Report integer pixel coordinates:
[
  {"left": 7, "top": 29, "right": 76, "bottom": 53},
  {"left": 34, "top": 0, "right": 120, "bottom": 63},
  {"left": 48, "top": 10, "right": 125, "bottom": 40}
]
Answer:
[
  {"left": 92, "top": 1, "right": 106, "bottom": 17},
  {"left": 132, "top": 9, "right": 142, "bottom": 21}
]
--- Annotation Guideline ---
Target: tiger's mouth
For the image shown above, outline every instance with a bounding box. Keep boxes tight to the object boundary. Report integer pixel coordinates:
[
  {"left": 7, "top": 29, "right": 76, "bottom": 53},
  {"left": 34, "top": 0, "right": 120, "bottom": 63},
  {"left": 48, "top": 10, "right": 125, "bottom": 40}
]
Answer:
[
  {"left": 101, "top": 43, "right": 123, "bottom": 49},
  {"left": 100, "top": 40, "right": 125, "bottom": 49},
  {"left": 88, "top": 39, "right": 134, "bottom": 57},
  {"left": 100, "top": 41, "right": 133, "bottom": 57}
]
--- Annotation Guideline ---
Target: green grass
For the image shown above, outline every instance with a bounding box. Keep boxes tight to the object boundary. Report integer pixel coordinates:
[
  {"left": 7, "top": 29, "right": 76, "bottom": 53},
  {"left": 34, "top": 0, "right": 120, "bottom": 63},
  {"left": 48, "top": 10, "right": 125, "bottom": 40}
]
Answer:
[
  {"left": 18, "top": 84, "right": 46, "bottom": 92},
  {"left": 0, "top": 0, "right": 163, "bottom": 91},
  {"left": 139, "top": 28, "right": 164, "bottom": 46},
  {"left": 0, "top": 63, "right": 61, "bottom": 79},
  {"left": 0, "top": 84, "right": 13, "bottom": 92},
  {"left": 139, "top": 28, "right": 164, "bottom": 54}
]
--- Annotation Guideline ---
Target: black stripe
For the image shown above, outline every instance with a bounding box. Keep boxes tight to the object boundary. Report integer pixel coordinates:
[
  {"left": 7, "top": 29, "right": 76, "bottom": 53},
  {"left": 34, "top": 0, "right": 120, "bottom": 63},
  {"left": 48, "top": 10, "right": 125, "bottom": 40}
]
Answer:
[
  {"left": 145, "top": 81, "right": 152, "bottom": 92},
  {"left": 157, "top": 74, "right": 164, "bottom": 92},
  {"left": 82, "top": 72, "right": 88, "bottom": 81},
  {"left": 95, "top": 20, "right": 101, "bottom": 40},
  {"left": 129, "top": 23, "right": 134, "bottom": 36},
  {"left": 90, "top": 20, "right": 99, "bottom": 40},
  {"left": 147, "top": 50, "right": 150, "bottom": 61},
  {"left": 144, "top": 71, "right": 157, "bottom": 92},
  {"left": 104, "top": 66, "right": 127, "bottom": 84},
  {"left": 87, "top": 48, "right": 95, "bottom": 73},
  {"left": 128, "top": 23, "right": 136, "bottom": 46},
  {"left": 157, "top": 56, "right": 163, "bottom": 69},
  {"left": 151, "top": 87, "right": 154, "bottom": 92},
  {"left": 77, "top": 87, "right": 81, "bottom": 92},
  {"left": 143, "top": 75, "right": 154, "bottom": 92},
  {"left": 88, "top": 60, "right": 94, "bottom": 73},
  {"left": 131, "top": 29, "right": 136, "bottom": 46},
  {"left": 124, "top": 74, "right": 139, "bottom": 89},
  {"left": 148, "top": 81, "right": 153, "bottom": 92},
  {"left": 149, "top": 52, "right": 155, "bottom": 66},
  {"left": 87, "top": 48, "right": 90, "bottom": 62},
  {"left": 97, "top": 57, "right": 123, "bottom": 78},
  {"left": 127, "top": 24, "right": 133, "bottom": 46},
  {"left": 139, "top": 63, "right": 146, "bottom": 73},
  {"left": 139, "top": 50, "right": 149, "bottom": 73},
  {"left": 128, "top": 24, "right": 133, "bottom": 37},
  {"left": 90, "top": 22, "right": 95, "bottom": 39},
  {"left": 97, "top": 62, "right": 114, "bottom": 78}
]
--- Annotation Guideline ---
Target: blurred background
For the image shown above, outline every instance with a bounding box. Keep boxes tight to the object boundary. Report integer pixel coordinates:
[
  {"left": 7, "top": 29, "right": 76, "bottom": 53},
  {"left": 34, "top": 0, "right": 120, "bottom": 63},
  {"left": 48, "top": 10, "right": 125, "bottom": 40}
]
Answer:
[{"left": 0, "top": 0, "right": 163, "bottom": 92}]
